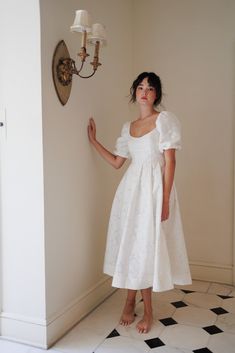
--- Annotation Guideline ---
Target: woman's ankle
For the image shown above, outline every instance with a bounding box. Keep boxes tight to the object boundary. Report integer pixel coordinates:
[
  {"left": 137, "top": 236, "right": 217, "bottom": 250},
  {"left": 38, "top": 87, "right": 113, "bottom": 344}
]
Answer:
[{"left": 143, "top": 307, "right": 153, "bottom": 316}]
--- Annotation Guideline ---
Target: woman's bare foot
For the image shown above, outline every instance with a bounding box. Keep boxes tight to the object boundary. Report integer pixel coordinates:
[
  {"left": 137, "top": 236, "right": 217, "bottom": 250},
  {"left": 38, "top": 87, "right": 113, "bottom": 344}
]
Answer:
[
  {"left": 136, "top": 313, "right": 153, "bottom": 333},
  {"left": 120, "top": 299, "right": 136, "bottom": 326}
]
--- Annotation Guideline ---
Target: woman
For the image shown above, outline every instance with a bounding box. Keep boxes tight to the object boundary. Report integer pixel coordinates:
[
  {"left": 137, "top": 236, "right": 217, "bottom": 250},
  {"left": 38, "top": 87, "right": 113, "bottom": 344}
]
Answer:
[{"left": 87, "top": 72, "right": 192, "bottom": 334}]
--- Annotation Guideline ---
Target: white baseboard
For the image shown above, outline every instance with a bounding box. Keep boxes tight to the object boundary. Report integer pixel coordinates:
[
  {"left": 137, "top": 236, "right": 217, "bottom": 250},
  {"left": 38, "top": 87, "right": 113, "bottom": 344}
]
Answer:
[
  {"left": 46, "top": 276, "right": 115, "bottom": 348},
  {"left": 189, "top": 261, "right": 234, "bottom": 285},
  {"left": 0, "top": 276, "right": 115, "bottom": 349},
  {"left": 0, "top": 314, "right": 47, "bottom": 349}
]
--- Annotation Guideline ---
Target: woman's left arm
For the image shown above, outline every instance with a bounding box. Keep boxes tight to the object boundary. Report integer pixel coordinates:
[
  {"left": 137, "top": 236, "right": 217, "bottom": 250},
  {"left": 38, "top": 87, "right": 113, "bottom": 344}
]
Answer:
[{"left": 161, "top": 148, "right": 176, "bottom": 221}]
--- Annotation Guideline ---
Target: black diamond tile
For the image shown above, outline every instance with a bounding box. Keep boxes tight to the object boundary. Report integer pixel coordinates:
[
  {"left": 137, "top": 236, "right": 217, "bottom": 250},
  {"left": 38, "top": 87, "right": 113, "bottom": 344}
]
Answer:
[
  {"left": 106, "top": 329, "right": 120, "bottom": 338},
  {"left": 193, "top": 348, "right": 213, "bottom": 353},
  {"left": 202, "top": 325, "right": 223, "bottom": 335},
  {"left": 210, "top": 307, "right": 229, "bottom": 315},
  {"left": 217, "top": 294, "right": 233, "bottom": 299},
  {"left": 171, "top": 300, "right": 188, "bottom": 308},
  {"left": 181, "top": 289, "right": 195, "bottom": 293},
  {"left": 159, "top": 317, "right": 177, "bottom": 326},
  {"left": 145, "top": 337, "right": 165, "bottom": 348}
]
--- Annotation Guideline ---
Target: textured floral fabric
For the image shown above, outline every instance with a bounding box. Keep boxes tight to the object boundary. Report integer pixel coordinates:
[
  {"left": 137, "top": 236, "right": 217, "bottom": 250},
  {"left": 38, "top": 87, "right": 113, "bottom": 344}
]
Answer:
[{"left": 103, "top": 111, "right": 192, "bottom": 292}]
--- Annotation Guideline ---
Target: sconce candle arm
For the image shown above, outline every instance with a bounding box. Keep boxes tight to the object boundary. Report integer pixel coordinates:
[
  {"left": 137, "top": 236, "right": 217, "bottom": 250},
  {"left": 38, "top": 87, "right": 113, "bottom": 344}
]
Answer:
[
  {"left": 71, "top": 40, "right": 101, "bottom": 79},
  {"left": 77, "top": 69, "right": 97, "bottom": 79},
  {"left": 52, "top": 12, "right": 107, "bottom": 104}
]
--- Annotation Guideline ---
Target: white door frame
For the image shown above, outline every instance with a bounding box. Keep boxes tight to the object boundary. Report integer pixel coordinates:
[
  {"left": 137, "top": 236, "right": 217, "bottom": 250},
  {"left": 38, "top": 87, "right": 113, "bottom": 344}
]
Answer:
[{"left": 0, "top": 107, "right": 7, "bottom": 331}]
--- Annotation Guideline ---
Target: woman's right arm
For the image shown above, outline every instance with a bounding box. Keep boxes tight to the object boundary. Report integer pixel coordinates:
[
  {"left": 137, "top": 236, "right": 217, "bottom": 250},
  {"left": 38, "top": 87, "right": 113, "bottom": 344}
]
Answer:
[{"left": 88, "top": 117, "right": 127, "bottom": 169}]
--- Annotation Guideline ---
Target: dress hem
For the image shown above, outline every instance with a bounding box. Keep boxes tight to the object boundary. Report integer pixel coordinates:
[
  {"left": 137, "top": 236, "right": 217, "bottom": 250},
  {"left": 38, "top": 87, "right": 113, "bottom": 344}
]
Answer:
[{"left": 103, "top": 269, "right": 193, "bottom": 293}]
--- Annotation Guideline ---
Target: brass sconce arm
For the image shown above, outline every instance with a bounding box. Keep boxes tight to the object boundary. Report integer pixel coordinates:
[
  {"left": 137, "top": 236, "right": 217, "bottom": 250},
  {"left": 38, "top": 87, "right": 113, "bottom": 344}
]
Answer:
[
  {"left": 52, "top": 10, "right": 106, "bottom": 105},
  {"left": 54, "top": 40, "right": 102, "bottom": 88}
]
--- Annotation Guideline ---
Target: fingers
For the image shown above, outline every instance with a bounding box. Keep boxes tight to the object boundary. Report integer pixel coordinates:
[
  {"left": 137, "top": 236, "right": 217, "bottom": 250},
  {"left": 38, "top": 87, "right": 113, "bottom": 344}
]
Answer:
[
  {"left": 87, "top": 117, "right": 97, "bottom": 143},
  {"left": 161, "top": 206, "right": 169, "bottom": 221},
  {"left": 161, "top": 213, "right": 169, "bottom": 222},
  {"left": 88, "top": 117, "right": 96, "bottom": 132},
  {"left": 89, "top": 116, "right": 95, "bottom": 125},
  {"left": 91, "top": 120, "right": 96, "bottom": 129}
]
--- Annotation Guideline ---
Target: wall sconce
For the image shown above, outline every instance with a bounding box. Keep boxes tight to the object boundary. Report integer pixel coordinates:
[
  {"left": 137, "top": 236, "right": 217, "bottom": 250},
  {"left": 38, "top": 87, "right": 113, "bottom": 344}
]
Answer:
[{"left": 52, "top": 10, "right": 107, "bottom": 105}]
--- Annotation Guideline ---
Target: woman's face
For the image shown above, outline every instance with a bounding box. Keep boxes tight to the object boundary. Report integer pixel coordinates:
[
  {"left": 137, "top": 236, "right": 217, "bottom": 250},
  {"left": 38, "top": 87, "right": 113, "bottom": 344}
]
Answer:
[{"left": 135, "top": 77, "right": 157, "bottom": 107}]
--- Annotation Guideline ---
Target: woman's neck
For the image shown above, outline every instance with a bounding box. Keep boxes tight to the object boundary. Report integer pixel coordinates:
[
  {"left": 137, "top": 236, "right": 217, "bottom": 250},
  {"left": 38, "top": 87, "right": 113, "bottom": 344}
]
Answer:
[{"left": 139, "top": 106, "right": 156, "bottom": 120}]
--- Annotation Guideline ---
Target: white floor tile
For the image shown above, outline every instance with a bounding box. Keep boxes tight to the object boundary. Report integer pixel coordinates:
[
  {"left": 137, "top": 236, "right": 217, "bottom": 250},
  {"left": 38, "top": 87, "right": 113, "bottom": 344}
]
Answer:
[
  {"left": 208, "top": 332, "right": 235, "bottom": 353},
  {"left": 52, "top": 325, "right": 106, "bottom": 353},
  {"left": 222, "top": 297, "right": 235, "bottom": 314},
  {"left": 207, "top": 282, "right": 235, "bottom": 296},
  {"left": 94, "top": 336, "right": 150, "bottom": 353},
  {"left": 172, "top": 306, "right": 217, "bottom": 327},
  {"left": 154, "top": 301, "right": 177, "bottom": 320},
  {"left": 215, "top": 312, "right": 235, "bottom": 334},
  {"left": 152, "top": 289, "right": 184, "bottom": 303},
  {"left": 0, "top": 339, "right": 30, "bottom": 353},
  {"left": 51, "top": 308, "right": 118, "bottom": 352},
  {"left": 159, "top": 324, "right": 209, "bottom": 350},
  {"left": 150, "top": 347, "right": 193, "bottom": 353},
  {"left": 175, "top": 280, "right": 210, "bottom": 293},
  {"left": 28, "top": 348, "right": 59, "bottom": 353},
  {"left": 184, "top": 292, "right": 222, "bottom": 309}
]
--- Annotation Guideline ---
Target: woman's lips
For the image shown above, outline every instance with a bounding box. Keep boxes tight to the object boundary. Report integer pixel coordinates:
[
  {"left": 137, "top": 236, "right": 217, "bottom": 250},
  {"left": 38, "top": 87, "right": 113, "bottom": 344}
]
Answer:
[{"left": 141, "top": 97, "right": 147, "bottom": 100}]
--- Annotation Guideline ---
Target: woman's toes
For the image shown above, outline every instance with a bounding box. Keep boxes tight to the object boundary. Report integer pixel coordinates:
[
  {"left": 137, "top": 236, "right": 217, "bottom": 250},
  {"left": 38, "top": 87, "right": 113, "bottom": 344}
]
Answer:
[{"left": 136, "top": 316, "right": 152, "bottom": 334}]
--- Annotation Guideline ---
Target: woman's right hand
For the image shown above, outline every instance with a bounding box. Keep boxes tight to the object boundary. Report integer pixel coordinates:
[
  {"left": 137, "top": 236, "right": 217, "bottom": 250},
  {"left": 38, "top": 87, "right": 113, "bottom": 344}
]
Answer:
[
  {"left": 88, "top": 117, "right": 96, "bottom": 143},
  {"left": 87, "top": 117, "right": 126, "bottom": 169}
]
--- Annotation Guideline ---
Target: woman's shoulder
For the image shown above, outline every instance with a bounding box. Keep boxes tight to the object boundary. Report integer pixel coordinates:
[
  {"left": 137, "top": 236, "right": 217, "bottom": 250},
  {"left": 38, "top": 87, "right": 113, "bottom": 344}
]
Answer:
[
  {"left": 119, "top": 120, "right": 131, "bottom": 136},
  {"left": 158, "top": 110, "right": 179, "bottom": 121},
  {"left": 123, "top": 120, "right": 131, "bottom": 128},
  {"left": 157, "top": 111, "right": 182, "bottom": 151},
  {"left": 157, "top": 110, "right": 181, "bottom": 129}
]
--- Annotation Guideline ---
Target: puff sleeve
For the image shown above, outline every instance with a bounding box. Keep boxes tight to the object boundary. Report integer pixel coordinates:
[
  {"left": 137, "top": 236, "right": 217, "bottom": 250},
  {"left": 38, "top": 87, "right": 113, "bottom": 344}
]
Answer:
[
  {"left": 157, "top": 111, "right": 182, "bottom": 153},
  {"left": 113, "top": 122, "right": 130, "bottom": 158}
]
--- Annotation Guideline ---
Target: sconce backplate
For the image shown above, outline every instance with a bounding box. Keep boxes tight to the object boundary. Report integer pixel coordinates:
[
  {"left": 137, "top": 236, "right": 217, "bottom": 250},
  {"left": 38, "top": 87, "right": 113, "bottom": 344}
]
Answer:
[{"left": 52, "top": 40, "right": 72, "bottom": 105}]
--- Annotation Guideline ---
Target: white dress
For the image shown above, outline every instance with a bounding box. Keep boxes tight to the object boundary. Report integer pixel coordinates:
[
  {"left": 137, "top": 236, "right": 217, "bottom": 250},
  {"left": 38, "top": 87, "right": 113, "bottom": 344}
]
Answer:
[{"left": 103, "top": 111, "right": 192, "bottom": 292}]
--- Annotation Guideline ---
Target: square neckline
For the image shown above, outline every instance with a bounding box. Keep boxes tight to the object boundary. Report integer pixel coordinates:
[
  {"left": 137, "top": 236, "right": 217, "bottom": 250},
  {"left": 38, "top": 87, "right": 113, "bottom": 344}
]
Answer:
[{"left": 128, "top": 111, "right": 165, "bottom": 139}]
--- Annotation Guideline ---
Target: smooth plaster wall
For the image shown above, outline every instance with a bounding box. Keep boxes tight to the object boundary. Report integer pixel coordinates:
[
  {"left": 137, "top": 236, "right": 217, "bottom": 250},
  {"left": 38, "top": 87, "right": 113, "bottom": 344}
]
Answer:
[
  {"left": 133, "top": 0, "right": 235, "bottom": 277},
  {"left": 40, "top": 0, "right": 133, "bottom": 320}
]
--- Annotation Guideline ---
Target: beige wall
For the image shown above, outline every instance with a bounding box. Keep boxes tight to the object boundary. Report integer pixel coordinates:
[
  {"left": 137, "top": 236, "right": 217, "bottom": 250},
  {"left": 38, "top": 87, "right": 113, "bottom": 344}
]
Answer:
[
  {"left": 133, "top": 0, "right": 235, "bottom": 282},
  {"left": 40, "top": 0, "right": 133, "bottom": 339}
]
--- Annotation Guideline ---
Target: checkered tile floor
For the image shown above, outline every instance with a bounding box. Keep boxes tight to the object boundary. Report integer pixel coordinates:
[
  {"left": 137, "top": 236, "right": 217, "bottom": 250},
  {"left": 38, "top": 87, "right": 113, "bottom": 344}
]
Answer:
[
  {"left": 1, "top": 280, "right": 235, "bottom": 353},
  {"left": 96, "top": 288, "right": 235, "bottom": 353},
  {"left": 52, "top": 280, "right": 235, "bottom": 353}
]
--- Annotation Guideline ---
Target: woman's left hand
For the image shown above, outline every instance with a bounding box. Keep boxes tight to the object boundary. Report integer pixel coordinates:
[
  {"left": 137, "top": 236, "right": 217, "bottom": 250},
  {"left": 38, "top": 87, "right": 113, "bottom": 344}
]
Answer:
[{"left": 161, "top": 200, "right": 169, "bottom": 221}]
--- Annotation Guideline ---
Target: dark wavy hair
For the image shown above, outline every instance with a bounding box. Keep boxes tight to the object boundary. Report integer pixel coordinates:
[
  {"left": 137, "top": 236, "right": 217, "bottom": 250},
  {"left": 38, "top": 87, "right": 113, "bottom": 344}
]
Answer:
[{"left": 129, "top": 72, "right": 163, "bottom": 107}]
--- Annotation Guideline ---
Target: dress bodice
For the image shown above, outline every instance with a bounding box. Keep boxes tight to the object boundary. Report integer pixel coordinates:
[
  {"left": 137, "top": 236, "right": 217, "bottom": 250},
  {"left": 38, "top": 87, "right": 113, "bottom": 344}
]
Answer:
[
  {"left": 113, "top": 111, "right": 182, "bottom": 166},
  {"left": 127, "top": 122, "right": 164, "bottom": 165}
]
